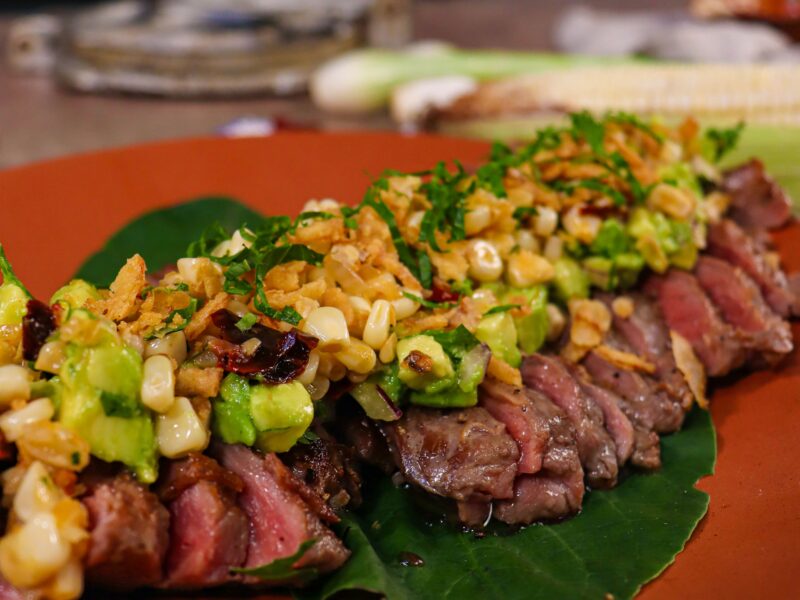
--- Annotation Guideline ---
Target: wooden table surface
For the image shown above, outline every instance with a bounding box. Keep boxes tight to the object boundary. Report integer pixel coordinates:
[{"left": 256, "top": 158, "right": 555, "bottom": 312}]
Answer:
[{"left": 0, "top": 0, "right": 683, "bottom": 168}]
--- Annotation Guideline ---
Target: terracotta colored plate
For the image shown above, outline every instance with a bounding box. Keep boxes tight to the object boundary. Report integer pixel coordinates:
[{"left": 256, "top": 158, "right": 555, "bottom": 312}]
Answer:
[{"left": 1, "top": 133, "right": 799, "bottom": 598}]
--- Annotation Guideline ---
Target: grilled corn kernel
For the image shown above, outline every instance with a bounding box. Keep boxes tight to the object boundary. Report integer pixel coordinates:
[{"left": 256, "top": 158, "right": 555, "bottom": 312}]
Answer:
[
  {"left": 349, "top": 295, "right": 372, "bottom": 315},
  {"left": 563, "top": 205, "right": 602, "bottom": 244},
  {"left": 392, "top": 293, "right": 421, "bottom": 321},
  {"left": 703, "top": 191, "right": 731, "bottom": 224},
  {"left": 465, "top": 204, "right": 492, "bottom": 236},
  {"left": 405, "top": 210, "right": 425, "bottom": 239},
  {"left": 0, "top": 398, "right": 54, "bottom": 443},
  {"left": 46, "top": 557, "right": 84, "bottom": 600},
  {"left": 177, "top": 257, "right": 222, "bottom": 287},
  {"left": 363, "top": 300, "right": 394, "bottom": 350},
  {"left": 156, "top": 397, "right": 210, "bottom": 459},
  {"left": 0, "top": 513, "right": 71, "bottom": 588},
  {"left": 647, "top": 183, "right": 696, "bottom": 221},
  {"left": 0, "top": 365, "right": 30, "bottom": 406},
  {"left": 379, "top": 333, "right": 398, "bottom": 363},
  {"left": 34, "top": 341, "right": 66, "bottom": 374},
  {"left": 302, "top": 306, "right": 350, "bottom": 351},
  {"left": 466, "top": 239, "right": 503, "bottom": 282},
  {"left": 534, "top": 206, "right": 558, "bottom": 236},
  {"left": 226, "top": 300, "right": 250, "bottom": 317},
  {"left": 307, "top": 374, "right": 331, "bottom": 401},
  {"left": 15, "top": 422, "right": 90, "bottom": 472},
  {"left": 336, "top": 339, "right": 377, "bottom": 374},
  {"left": 144, "top": 331, "right": 188, "bottom": 365},
  {"left": 505, "top": 250, "right": 556, "bottom": 287},
  {"left": 546, "top": 303, "right": 566, "bottom": 342},
  {"left": 612, "top": 296, "right": 635, "bottom": 318},
  {"left": 543, "top": 236, "right": 563, "bottom": 262},
  {"left": 569, "top": 299, "right": 612, "bottom": 348},
  {"left": 515, "top": 229, "right": 540, "bottom": 253},
  {"left": 121, "top": 332, "right": 144, "bottom": 357},
  {"left": 141, "top": 355, "right": 176, "bottom": 414},
  {"left": 13, "top": 462, "right": 60, "bottom": 523},
  {"left": 297, "top": 350, "right": 320, "bottom": 386}
]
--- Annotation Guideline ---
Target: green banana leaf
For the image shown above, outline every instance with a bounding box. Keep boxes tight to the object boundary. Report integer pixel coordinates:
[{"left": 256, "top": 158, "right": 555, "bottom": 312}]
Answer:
[{"left": 76, "top": 197, "right": 716, "bottom": 600}]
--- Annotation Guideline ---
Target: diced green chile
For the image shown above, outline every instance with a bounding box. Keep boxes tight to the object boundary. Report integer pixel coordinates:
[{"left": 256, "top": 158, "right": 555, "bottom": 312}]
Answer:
[
  {"left": 0, "top": 244, "right": 30, "bottom": 326},
  {"left": 50, "top": 280, "right": 101, "bottom": 311}
]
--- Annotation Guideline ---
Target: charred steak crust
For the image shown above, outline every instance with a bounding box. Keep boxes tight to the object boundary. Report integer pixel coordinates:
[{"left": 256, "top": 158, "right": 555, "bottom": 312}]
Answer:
[
  {"left": 382, "top": 405, "right": 520, "bottom": 504},
  {"left": 722, "top": 159, "right": 793, "bottom": 231},
  {"left": 83, "top": 473, "right": 170, "bottom": 590}
]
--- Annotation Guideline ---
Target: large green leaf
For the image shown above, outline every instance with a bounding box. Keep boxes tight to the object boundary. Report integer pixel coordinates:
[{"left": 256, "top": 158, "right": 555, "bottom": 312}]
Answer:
[
  {"left": 75, "top": 197, "right": 263, "bottom": 287},
  {"left": 303, "top": 407, "right": 714, "bottom": 600},
  {"left": 76, "top": 194, "right": 715, "bottom": 600}
]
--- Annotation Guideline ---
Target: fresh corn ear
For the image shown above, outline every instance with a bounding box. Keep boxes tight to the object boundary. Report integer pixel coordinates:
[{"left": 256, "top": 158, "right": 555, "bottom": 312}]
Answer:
[{"left": 431, "top": 64, "right": 800, "bottom": 126}]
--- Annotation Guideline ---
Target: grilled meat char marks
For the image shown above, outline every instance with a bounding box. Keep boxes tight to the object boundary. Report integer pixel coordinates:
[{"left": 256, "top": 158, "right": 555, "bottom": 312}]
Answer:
[
  {"left": 481, "top": 380, "right": 584, "bottom": 525},
  {"left": 707, "top": 219, "right": 797, "bottom": 318},
  {"left": 645, "top": 270, "right": 747, "bottom": 377},
  {"left": 155, "top": 454, "right": 248, "bottom": 589},
  {"left": 520, "top": 354, "right": 618, "bottom": 488},
  {"left": 694, "top": 255, "right": 793, "bottom": 365},
  {"left": 83, "top": 473, "right": 170, "bottom": 590},
  {"left": 722, "top": 159, "right": 793, "bottom": 231},
  {"left": 213, "top": 444, "right": 350, "bottom": 578},
  {"left": 599, "top": 293, "right": 693, "bottom": 411}
]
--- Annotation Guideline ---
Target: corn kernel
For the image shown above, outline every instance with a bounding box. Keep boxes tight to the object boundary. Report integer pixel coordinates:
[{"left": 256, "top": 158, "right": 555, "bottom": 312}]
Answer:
[
  {"left": 0, "top": 398, "right": 54, "bottom": 443},
  {"left": 144, "top": 331, "right": 188, "bottom": 365},
  {"left": 546, "top": 303, "right": 566, "bottom": 342},
  {"left": 307, "top": 375, "right": 330, "bottom": 401},
  {"left": 515, "top": 229, "right": 540, "bottom": 253},
  {"left": 297, "top": 350, "right": 320, "bottom": 386},
  {"left": 543, "top": 236, "right": 563, "bottom": 262},
  {"left": 156, "top": 397, "right": 209, "bottom": 459},
  {"left": 465, "top": 204, "right": 493, "bottom": 236},
  {"left": 505, "top": 250, "right": 556, "bottom": 287},
  {"left": 562, "top": 205, "right": 602, "bottom": 244},
  {"left": 647, "top": 183, "right": 696, "bottom": 221},
  {"left": 0, "top": 365, "right": 30, "bottom": 406},
  {"left": 13, "top": 462, "right": 60, "bottom": 523},
  {"left": 141, "top": 355, "right": 176, "bottom": 414},
  {"left": 0, "top": 513, "right": 71, "bottom": 588},
  {"left": 335, "top": 339, "right": 377, "bottom": 374},
  {"left": 379, "top": 333, "right": 398, "bottom": 364},
  {"left": 534, "top": 206, "right": 558, "bottom": 236},
  {"left": 466, "top": 239, "right": 503, "bottom": 282},
  {"left": 392, "top": 292, "right": 421, "bottom": 321},
  {"left": 301, "top": 306, "right": 350, "bottom": 351},
  {"left": 363, "top": 300, "right": 394, "bottom": 350},
  {"left": 34, "top": 341, "right": 66, "bottom": 374}
]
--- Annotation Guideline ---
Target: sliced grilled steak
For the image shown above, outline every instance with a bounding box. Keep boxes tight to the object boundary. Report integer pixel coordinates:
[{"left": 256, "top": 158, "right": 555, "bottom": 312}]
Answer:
[
  {"left": 282, "top": 429, "right": 362, "bottom": 511},
  {"left": 722, "top": 159, "right": 793, "bottom": 230},
  {"left": 567, "top": 364, "right": 635, "bottom": 465},
  {"left": 485, "top": 381, "right": 584, "bottom": 525},
  {"left": 383, "top": 406, "right": 519, "bottom": 506},
  {"left": 155, "top": 454, "right": 248, "bottom": 589},
  {"left": 214, "top": 444, "right": 350, "bottom": 578},
  {"left": 163, "top": 480, "right": 249, "bottom": 588},
  {"left": 83, "top": 473, "right": 169, "bottom": 590},
  {"left": 337, "top": 412, "right": 395, "bottom": 473},
  {"left": 520, "top": 354, "right": 618, "bottom": 488},
  {"left": 581, "top": 349, "right": 663, "bottom": 469},
  {"left": 707, "top": 219, "right": 796, "bottom": 317},
  {"left": 645, "top": 270, "right": 747, "bottom": 377},
  {"left": 599, "top": 293, "right": 692, "bottom": 411},
  {"left": 695, "top": 255, "right": 793, "bottom": 365}
]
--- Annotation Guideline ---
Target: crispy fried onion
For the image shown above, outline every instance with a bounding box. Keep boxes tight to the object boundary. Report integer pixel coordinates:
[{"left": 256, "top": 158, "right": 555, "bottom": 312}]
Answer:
[
  {"left": 670, "top": 330, "right": 708, "bottom": 409},
  {"left": 593, "top": 344, "right": 656, "bottom": 375}
]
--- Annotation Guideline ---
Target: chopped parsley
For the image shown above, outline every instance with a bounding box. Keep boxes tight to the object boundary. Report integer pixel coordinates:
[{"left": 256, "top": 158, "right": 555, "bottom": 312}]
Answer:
[
  {"left": 705, "top": 122, "right": 745, "bottom": 162},
  {"left": 235, "top": 313, "right": 258, "bottom": 332},
  {"left": 484, "top": 304, "right": 521, "bottom": 316}
]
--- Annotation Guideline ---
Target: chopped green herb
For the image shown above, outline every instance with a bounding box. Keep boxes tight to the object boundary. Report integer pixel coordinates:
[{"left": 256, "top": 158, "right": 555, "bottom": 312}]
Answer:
[
  {"left": 705, "top": 122, "right": 745, "bottom": 162},
  {"left": 512, "top": 206, "right": 539, "bottom": 221},
  {"left": 70, "top": 451, "right": 80, "bottom": 466},
  {"left": 232, "top": 539, "right": 318, "bottom": 583},
  {"left": 235, "top": 313, "right": 258, "bottom": 332},
  {"left": 484, "top": 304, "right": 521, "bottom": 316},
  {"left": 0, "top": 244, "right": 30, "bottom": 297},
  {"left": 297, "top": 430, "right": 320, "bottom": 445},
  {"left": 570, "top": 111, "right": 606, "bottom": 155},
  {"left": 402, "top": 291, "right": 456, "bottom": 310}
]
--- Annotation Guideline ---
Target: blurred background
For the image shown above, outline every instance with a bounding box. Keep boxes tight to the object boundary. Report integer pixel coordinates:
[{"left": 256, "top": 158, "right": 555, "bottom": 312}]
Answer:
[{"left": 2, "top": 0, "right": 800, "bottom": 169}]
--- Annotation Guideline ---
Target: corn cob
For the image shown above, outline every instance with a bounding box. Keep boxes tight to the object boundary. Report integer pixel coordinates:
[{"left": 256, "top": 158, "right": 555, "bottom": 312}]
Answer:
[{"left": 434, "top": 64, "right": 800, "bottom": 126}]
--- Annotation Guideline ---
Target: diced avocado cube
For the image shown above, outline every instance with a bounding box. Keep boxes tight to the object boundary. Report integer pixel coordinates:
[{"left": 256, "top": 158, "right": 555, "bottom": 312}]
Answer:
[
  {"left": 475, "top": 312, "right": 521, "bottom": 367},
  {"left": 552, "top": 257, "right": 590, "bottom": 302},
  {"left": 635, "top": 235, "right": 669, "bottom": 273},
  {"left": 396, "top": 335, "right": 455, "bottom": 392},
  {"left": 250, "top": 382, "right": 313, "bottom": 453},
  {"left": 669, "top": 241, "right": 698, "bottom": 270},
  {"left": 213, "top": 401, "right": 257, "bottom": 446},
  {"left": 50, "top": 280, "right": 100, "bottom": 311},
  {"left": 590, "top": 218, "right": 630, "bottom": 258},
  {"left": 409, "top": 386, "right": 477, "bottom": 408},
  {"left": 512, "top": 285, "right": 549, "bottom": 354},
  {"left": 0, "top": 283, "right": 28, "bottom": 327},
  {"left": 582, "top": 257, "right": 615, "bottom": 291},
  {"left": 614, "top": 253, "right": 645, "bottom": 289}
]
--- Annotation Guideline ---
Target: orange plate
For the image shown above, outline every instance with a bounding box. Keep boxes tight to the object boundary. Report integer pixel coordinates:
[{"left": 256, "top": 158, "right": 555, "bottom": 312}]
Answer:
[{"left": 1, "top": 133, "right": 799, "bottom": 598}]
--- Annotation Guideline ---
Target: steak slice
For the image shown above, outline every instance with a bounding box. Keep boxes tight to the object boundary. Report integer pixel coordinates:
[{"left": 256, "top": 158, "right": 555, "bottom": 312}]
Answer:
[
  {"left": 520, "top": 354, "right": 618, "bottom": 488},
  {"left": 282, "top": 428, "right": 363, "bottom": 512},
  {"left": 83, "top": 473, "right": 170, "bottom": 590},
  {"left": 487, "top": 381, "right": 584, "bottom": 525},
  {"left": 645, "top": 269, "right": 747, "bottom": 377},
  {"left": 163, "top": 480, "right": 249, "bottom": 588},
  {"left": 382, "top": 406, "right": 519, "bottom": 505},
  {"left": 695, "top": 255, "right": 793, "bottom": 365},
  {"left": 722, "top": 159, "right": 793, "bottom": 230},
  {"left": 155, "top": 454, "right": 248, "bottom": 589},
  {"left": 599, "top": 292, "right": 692, "bottom": 411},
  {"left": 214, "top": 444, "right": 349, "bottom": 577},
  {"left": 707, "top": 219, "right": 796, "bottom": 318},
  {"left": 567, "top": 364, "right": 635, "bottom": 465},
  {"left": 581, "top": 350, "right": 663, "bottom": 469}
]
